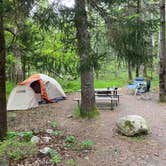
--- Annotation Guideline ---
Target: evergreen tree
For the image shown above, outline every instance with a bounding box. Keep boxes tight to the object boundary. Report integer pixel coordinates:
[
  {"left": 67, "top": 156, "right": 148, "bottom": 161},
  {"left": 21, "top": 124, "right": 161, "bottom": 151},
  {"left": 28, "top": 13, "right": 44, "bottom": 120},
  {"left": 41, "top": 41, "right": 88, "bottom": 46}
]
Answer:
[
  {"left": 0, "top": 0, "right": 7, "bottom": 138},
  {"left": 159, "top": 0, "right": 166, "bottom": 101}
]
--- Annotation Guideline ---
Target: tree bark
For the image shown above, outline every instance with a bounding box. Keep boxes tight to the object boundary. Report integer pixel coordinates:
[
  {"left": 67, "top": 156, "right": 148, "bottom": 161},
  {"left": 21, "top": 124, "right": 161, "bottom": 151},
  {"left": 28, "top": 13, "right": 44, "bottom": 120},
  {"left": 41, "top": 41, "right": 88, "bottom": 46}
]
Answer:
[
  {"left": 135, "top": 65, "right": 139, "bottom": 77},
  {"left": 128, "top": 61, "right": 132, "bottom": 80},
  {"left": 143, "top": 65, "right": 147, "bottom": 78},
  {"left": 0, "top": 0, "right": 7, "bottom": 138},
  {"left": 75, "top": 0, "right": 96, "bottom": 115},
  {"left": 159, "top": 0, "right": 166, "bottom": 102},
  {"left": 135, "top": 0, "right": 141, "bottom": 78},
  {"left": 12, "top": 43, "right": 24, "bottom": 82}
]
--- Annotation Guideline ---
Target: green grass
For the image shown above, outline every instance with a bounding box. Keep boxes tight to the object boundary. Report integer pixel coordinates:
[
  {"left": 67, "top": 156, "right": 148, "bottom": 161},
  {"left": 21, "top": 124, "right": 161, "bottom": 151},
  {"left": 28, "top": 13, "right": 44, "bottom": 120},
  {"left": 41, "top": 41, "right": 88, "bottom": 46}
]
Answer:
[
  {"left": 59, "top": 79, "right": 80, "bottom": 93},
  {"left": 6, "top": 81, "right": 16, "bottom": 97},
  {"left": 59, "top": 71, "right": 128, "bottom": 93},
  {"left": 5, "top": 70, "right": 159, "bottom": 95}
]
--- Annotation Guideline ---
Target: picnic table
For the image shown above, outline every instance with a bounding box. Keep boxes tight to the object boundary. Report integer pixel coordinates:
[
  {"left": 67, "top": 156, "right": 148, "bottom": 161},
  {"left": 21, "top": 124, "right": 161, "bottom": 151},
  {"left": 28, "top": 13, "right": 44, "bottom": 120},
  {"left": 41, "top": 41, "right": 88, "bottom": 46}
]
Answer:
[
  {"left": 95, "top": 88, "right": 120, "bottom": 109},
  {"left": 74, "top": 88, "right": 121, "bottom": 110}
]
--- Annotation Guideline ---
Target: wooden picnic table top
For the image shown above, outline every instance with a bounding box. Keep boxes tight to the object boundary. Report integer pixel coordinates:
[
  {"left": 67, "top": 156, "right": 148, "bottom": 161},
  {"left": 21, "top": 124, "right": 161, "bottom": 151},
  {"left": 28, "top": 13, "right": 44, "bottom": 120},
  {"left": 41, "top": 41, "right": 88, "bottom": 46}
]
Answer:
[
  {"left": 95, "top": 88, "right": 115, "bottom": 91},
  {"left": 95, "top": 88, "right": 118, "bottom": 93}
]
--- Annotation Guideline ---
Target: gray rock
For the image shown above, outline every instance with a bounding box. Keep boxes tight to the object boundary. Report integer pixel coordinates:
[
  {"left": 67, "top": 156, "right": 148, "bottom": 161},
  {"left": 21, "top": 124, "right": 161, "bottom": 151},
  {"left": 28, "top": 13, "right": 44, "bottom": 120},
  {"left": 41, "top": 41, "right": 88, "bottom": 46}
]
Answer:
[
  {"left": 82, "top": 150, "right": 90, "bottom": 154},
  {"left": 31, "top": 136, "right": 40, "bottom": 143},
  {"left": 46, "top": 129, "right": 53, "bottom": 134},
  {"left": 116, "top": 115, "right": 150, "bottom": 136},
  {"left": 43, "top": 136, "right": 51, "bottom": 143},
  {"left": 39, "top": 147, "right": 51, "bottom": 155}
]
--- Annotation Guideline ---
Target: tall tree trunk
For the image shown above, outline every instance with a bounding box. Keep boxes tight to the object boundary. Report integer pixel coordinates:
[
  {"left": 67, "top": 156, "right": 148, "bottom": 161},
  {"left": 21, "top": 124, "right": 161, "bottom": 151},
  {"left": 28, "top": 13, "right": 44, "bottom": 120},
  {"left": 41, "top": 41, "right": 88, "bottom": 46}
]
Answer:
[
  {"left": 75, "top": 0, "right": 96, "bottom": 116},
  {"left": 0, "top": 0, "right": 7, "bottom": 138},
  {"left": 135, "top": 0, "right": 141, "bottom": 78},
  {"left": 159, "top": 0, "right": 166, "bottom": 102},
  {"left": 128, "top": 61, "right": 132, "bottom": 80},
  {"left": 22, "top": 56, "right": 26, "bottom": 80},
  {"left": 13, "top": 43, "right": 23, "bottom": 82},
  {"left": 143, "top": 65, "right": 147, "bottom": 78},
  {"left": 135, "top": 65, "right": 139, "bottom": 77},
  {"left": 95, "top": 70, "right": 99, "bottom": 80}
]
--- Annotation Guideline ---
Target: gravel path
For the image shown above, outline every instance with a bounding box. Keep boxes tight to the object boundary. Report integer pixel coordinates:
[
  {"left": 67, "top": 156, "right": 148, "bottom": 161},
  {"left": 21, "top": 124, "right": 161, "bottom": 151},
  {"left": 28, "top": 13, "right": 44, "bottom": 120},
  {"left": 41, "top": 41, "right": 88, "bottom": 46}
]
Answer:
[{"left": 8, "top": 89, "right": 166, "bottom": 166}]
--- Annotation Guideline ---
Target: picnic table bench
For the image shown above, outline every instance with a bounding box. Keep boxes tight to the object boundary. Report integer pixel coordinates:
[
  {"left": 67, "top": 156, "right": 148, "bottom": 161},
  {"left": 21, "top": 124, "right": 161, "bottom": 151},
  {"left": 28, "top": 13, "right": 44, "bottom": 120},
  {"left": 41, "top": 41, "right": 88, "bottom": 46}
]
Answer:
[{"left": 74, "top": 88, "right": 121, "bottom": 110}]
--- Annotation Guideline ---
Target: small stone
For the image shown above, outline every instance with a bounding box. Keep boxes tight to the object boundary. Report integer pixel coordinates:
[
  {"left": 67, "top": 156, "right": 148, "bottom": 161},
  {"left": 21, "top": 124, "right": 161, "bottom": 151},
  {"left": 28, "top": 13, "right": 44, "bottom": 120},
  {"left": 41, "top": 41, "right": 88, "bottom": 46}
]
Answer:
[
  {"left": 31, "top": 136, "right": 40, "bottom": 143},
  {"left": 46, "top": 129, "right": 53, "bottom": 134},
  {"left": 82, "top": 150, "right": 89, "bottom": 154},
  {"left": 84, "top": 156, "right": 89, "bottom": 160},
  {"left": 32, "top": 128, "right": 40, "bottom": 134},
  {"left": 154, "top": 153, "right": 159, "bottom": 157},
  {"left": 43, "top": 136, "right": 51, "bottom": 143},
  {"left": 39, "top": 147, "right": 51, "bottom": 155},
  {"left": 67, "top": 114, "right": 73, "bottom": 118}
]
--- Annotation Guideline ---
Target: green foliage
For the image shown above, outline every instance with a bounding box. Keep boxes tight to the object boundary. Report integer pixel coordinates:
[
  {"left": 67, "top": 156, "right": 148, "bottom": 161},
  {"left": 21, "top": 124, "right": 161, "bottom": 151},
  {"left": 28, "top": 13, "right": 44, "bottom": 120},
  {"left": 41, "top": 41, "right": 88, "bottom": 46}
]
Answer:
[
  {"left": 6, "top": 131, "right": 33, "bottom": 141},
  {"left": 80, "top": 106, "right": 100, "bottom": 119},
  {"left": 6, "top": 81, "right": 15, "bottom": 96},
  {"left": 50, "top": 121, "right": 58, "bottom": 128},
  {"left": 52, "top": 130, "right": 62, "bottom": 137},
  {"left": 66, "top": 159, "right": 79, "bottom": 166},
  {"left": 74, "top": 106, "right": 81, "bottom": 118},
  {"left": 65, "top": 135, "right": 77, "bottom": 148},
  {"left": 74, "top": 105, "right": 100, "bottom": 119},
  {"left": 49, "top": 149, "right": 61, "bottom": 164},
  {"left": 80, "top": 140, "right": 94, "bottom": 150},
  {"left": 60, "top": 79, "right": 80, "bottom": 93},
  {"left": 0, "top": 139, "right": 37, "bottom": 160},
  {"left": 66, "top": 135, "right": 76, "bottom": 144}
]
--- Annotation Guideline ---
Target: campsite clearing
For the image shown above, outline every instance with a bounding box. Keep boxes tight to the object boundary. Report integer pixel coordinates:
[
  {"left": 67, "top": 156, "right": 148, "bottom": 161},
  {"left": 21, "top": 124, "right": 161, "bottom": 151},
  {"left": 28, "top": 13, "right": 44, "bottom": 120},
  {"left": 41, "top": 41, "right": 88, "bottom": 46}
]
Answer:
[{"left": 8, "top": 89, "right": 166, "bottom": 166}]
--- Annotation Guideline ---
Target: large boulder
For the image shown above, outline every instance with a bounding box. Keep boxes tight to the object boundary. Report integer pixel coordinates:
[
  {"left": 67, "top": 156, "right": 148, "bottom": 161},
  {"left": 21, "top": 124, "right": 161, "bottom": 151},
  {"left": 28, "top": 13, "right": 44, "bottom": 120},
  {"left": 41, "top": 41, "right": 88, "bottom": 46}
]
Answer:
[{"left": 116, "top": 115, "right": 150, "bottom": 136}]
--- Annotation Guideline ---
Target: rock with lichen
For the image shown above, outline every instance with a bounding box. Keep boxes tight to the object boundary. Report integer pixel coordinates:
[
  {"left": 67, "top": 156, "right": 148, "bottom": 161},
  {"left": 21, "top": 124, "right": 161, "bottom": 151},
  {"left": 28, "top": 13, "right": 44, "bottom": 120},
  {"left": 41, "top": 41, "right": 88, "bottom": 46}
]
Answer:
[{"left": 116, "top": 115, "right": 150, "bottom": 136}]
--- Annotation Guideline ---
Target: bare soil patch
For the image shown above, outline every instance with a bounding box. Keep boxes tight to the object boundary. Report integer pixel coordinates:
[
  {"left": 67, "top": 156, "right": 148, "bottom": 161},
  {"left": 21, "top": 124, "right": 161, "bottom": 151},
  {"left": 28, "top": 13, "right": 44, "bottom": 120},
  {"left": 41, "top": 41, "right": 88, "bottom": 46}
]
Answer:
[{"left": 8, "top": 89, "right": 166, "bottom": 166}]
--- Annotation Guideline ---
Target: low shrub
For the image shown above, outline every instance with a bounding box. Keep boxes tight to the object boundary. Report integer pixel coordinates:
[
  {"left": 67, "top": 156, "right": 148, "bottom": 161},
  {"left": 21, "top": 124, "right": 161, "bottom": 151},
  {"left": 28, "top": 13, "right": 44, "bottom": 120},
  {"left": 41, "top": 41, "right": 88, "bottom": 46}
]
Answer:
[
  {"left": 49, "top": 149, "right": 61, "bottom": 164},
  {"left": 66, "top": 159, "right": 78, "bottom": 166},
  {"left": 50, "top": 121, "right": 58, "bottom": 128},
  {"left": 6, "top": 131, "right": 33, "bottom": 141},
  {"left": 0, "top": 139, "right": 37, "bottom": 160},
  {"left": 52, "top": 130, "right": 62, "bottom": 137},
  {"left": 80, "top": 140, "right": 94, "bottom": 150}
]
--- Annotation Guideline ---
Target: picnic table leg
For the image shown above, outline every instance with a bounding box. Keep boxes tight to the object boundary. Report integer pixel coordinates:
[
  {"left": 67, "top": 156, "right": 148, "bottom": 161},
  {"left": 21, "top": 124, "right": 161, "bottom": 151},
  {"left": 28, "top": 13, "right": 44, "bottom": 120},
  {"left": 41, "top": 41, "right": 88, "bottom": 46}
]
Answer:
[
  {"left": 110, "top": 99, "right": 114, "bottom": 110},
  {"left": 77, "top": 100, "right": 80, "bottom": 107}
]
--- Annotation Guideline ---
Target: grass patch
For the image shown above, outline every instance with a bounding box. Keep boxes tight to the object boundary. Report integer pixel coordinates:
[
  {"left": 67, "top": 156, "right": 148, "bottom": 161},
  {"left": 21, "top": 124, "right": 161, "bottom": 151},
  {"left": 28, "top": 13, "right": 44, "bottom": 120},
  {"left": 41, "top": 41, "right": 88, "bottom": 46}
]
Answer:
[
  {"left": 59, "top": 79, "right": 80, "bottom": 93},
  {"left": 49, "top": 149, "right": 61, "bottom": 164},
  {"left": 80, "top": 139, "right": 94, "bottom": 150},
  {"left": 0, "top": 139, "right": 37, "bottom": 160},
  {"left": 74, "top": 105, "right": 100, "bottom": 119},
  {"left": 6, "top": 81, "right": 15, "bottom": 97},
  {"left": 6, "top": 69, "right": 159, "bottom": 95}
]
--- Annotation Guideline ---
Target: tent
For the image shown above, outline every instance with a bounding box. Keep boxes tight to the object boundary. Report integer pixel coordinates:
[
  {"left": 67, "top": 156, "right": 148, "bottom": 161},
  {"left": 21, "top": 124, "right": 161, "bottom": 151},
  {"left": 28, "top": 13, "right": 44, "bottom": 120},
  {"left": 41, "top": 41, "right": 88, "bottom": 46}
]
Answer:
[{"left": 7, "top": 74, "right": 66, "bottom": 110}]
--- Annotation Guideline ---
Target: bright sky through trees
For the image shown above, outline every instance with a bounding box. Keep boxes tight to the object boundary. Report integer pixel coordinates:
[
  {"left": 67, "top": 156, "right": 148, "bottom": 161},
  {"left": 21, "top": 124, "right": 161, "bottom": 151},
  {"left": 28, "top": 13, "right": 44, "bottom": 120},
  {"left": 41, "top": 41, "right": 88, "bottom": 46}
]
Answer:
[{"left": 49, "top": 0, "right": 75, "bottom": 8}]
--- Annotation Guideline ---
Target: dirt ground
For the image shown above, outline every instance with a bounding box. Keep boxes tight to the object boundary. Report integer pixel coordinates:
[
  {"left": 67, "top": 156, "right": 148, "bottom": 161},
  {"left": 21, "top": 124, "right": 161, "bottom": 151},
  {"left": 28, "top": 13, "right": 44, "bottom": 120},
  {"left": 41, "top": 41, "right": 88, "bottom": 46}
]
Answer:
[{"left": 8, "top": 88, "right": 166, "bottom": 166}]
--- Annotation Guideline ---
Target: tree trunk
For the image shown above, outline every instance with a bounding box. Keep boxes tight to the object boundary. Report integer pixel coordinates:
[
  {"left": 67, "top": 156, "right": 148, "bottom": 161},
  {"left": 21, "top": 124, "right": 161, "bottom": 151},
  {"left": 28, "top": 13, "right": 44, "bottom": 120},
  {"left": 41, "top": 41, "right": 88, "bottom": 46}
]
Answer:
[
  {"left": 75, "top": 0, "right": 96, "bottom": 116},
  {"left": 95, "top": 70, "right": 99, "bottom": 80},
  {"left": 159, "top": 0, "right": 166, "bottom": 102},
  {"left": 143, "top": 65, "right": 147, "bottom": 78},
  {"left": 22, "top": 56, "right": 26, "bottom": 80},
  {"left": 135, "top": 0, "right": 141, "bottom": 78},
  {"left": 0, "top": 1, "right": 7, "bottom": 138},
  {"left": 13, "top": 43, "right": 23, "bottom": 82},
  {"left": 128, "top": 61, "right": 132, "bottom": 80},
  {"left": 135, "top": 65, "right": 139, "bottom": 77}
]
